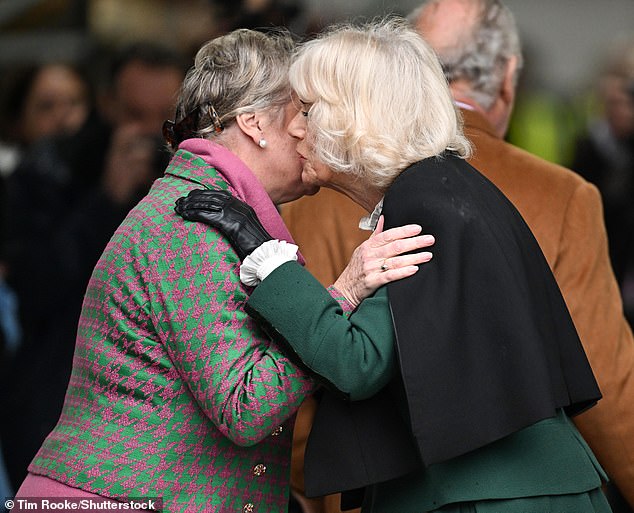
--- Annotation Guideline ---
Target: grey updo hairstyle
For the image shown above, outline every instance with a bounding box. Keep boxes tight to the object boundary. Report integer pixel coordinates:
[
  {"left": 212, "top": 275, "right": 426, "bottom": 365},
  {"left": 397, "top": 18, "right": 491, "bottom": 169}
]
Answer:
[{"left": 170, "top": 28, "right": 295, "bottom": 148}]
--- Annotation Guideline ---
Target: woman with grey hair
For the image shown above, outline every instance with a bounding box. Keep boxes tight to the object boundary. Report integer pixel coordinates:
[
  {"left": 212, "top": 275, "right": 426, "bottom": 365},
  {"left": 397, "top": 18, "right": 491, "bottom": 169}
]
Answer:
[
  {"left": 177, "top": 19, "right": 612, "bottom": 513},
  {"left": 14, "top": 28, "right": 433, "bottom": 512}
]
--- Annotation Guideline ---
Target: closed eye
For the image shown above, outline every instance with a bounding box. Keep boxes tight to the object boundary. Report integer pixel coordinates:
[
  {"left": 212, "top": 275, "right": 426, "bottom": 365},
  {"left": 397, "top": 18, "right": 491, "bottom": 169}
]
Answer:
[{"left": 300, "top": 100, "right": 312, "bottom": 117}]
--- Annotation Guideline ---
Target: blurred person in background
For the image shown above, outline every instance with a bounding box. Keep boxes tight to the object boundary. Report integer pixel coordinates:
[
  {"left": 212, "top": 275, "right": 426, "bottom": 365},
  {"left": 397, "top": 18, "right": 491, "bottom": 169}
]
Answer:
[
  {"left": 571, "top": 35, "right": 634, "bottom": 324},
  {"left": 0, "top": 61, "right": 92, "bottom": 349},
  {"left": 0, "top": 62, "right": 92, "bottom": 179},
  {"left": 281, "top": 1, "right": 634, "bottom": 512},
  {"left": 0, "top": 61, "right": 98, "bottom": 289},
  {"left": 214, "top": 0, "right": 303, "bottom": 33},
  {"left": 0, "top": 41, "right": 186, "bottom": 491},
  {"left": 0, "top": 61, "right": 92, "bottom": 274},
  {"left": 0, "top": 61, "right": 93, "bottom": 501}
]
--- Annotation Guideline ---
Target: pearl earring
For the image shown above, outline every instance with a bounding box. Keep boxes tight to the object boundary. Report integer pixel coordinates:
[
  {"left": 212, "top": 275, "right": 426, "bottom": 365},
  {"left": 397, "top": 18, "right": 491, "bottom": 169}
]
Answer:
[{"left": 258, "top": 138, "right": 267, "bottom": 148}]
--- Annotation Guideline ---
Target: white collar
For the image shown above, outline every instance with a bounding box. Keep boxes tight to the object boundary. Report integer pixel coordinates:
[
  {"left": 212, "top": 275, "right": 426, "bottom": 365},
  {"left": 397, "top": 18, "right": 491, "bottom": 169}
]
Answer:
[{"left": 358, "top": 197, "right": 384, "bottom": 231}]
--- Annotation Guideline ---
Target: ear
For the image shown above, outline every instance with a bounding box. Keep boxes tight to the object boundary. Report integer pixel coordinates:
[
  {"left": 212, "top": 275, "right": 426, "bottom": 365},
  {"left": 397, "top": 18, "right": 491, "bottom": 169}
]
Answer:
[
  {"left": 235, "top": 112, "right": 264, "bottom": 146},
  {"left": 485, "top": 56, "right": 519, "bottom": 138},
  {"left": 500, "top": 55, "right": 519, "bottom": 107}
]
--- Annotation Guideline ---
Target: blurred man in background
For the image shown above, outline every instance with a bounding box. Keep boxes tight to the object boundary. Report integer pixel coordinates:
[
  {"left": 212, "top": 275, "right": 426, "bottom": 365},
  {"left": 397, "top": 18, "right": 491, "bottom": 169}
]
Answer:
[{"left": 572, "top": 35, "right": 634, "bottom": 325}]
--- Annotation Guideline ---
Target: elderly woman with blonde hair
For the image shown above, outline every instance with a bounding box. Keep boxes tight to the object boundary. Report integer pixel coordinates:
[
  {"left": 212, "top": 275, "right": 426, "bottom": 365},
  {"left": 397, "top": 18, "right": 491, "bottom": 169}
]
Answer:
[{"left": 177, "top": 18, "right": 612, "bottom": 513}]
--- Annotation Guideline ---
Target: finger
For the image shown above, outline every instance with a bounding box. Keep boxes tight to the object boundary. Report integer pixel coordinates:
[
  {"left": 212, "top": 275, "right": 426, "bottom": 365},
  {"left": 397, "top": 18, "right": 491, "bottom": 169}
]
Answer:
[
  {"left": 182, "top": 199, "right": 224, "bottom": 210},
  {"left": 174, "top": 198, "right": 192, "bottom": 215},
  {"left": 187, "top": 189, "right": 205, "bottom": 198},
  {"left": 371, "top": 224, "right": 423, "bottom": 245},
  {"left": 178, "top": 206, "right": 222, "bottom": 220},
  {"left": 187, "top": 189, "right": 229, "bottom": 200},
  {"left": 363, "top": 266, "right": 420, "bottom": 290},
  {"left": 380, "top": 234, "right": 435, "bottom": 259},
  {"left": 379, "top": 265, "right": 421, "bottom": 283},
  {"left": 385, "top": 251, "right": 433, "bottom": 269}
]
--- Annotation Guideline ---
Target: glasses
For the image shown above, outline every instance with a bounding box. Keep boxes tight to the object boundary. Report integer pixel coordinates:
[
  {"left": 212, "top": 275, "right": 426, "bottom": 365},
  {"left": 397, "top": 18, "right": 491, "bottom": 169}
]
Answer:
[{"left": 162, "top": 102, "right": 224, "bottom": 149}]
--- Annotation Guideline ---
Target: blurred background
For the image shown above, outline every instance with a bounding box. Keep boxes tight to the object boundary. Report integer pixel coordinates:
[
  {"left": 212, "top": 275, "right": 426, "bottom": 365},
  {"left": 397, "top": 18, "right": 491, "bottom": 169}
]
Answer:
[
  {"left": 0, "top": 0, "right": 633, "bottom": 511},
  {"left": 1, "top": 0, "right": 633, "bottom": 98},
  {"left": 0, "top": 1, "right": 633, "bottom": 205}
]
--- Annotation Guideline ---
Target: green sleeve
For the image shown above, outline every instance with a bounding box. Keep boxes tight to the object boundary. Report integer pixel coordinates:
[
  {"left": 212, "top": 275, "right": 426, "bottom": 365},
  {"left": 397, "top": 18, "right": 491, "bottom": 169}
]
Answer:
[{"left": 247, "top": 261, "right": 396, "bottom": 400}]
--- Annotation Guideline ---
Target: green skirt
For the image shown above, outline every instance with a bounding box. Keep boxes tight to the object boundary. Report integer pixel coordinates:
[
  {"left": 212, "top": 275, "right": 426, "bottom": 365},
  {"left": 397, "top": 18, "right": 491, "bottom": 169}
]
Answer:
[{"left": 435, "top": 487, "right": 612, "bottom": 513}]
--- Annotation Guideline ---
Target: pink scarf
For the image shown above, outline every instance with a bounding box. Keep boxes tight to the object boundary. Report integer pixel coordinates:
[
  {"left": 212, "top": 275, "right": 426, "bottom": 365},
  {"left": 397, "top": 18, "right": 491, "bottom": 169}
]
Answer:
[{"left": 179, "top": 139, "right": 304, "bottom": 264}]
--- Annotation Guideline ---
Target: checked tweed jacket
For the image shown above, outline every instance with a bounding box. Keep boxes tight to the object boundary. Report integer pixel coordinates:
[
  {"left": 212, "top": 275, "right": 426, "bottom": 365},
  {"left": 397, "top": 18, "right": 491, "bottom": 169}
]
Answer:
[{"left": 29, "top": 142, "right": 315, "bottom": 512}]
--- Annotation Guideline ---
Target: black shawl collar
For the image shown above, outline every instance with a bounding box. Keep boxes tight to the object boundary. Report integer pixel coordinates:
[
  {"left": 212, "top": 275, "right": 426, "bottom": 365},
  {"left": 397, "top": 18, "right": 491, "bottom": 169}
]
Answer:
[{"left": 384, "top": 153, "right": 600, "bottom": 465}]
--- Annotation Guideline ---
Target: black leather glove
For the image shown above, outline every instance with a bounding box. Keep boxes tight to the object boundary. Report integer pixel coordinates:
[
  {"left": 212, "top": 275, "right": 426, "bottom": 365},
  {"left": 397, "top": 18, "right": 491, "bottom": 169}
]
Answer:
[{"left": 174, "top": 189, "right": 273, "bottom": 260}]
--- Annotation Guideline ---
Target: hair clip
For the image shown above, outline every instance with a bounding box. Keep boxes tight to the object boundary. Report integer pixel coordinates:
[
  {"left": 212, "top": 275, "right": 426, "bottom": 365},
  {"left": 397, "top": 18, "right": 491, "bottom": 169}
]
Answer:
[
  {"left": 206, "top": 103, "right": 224, "bottom": 134},
  {"left": 162, "top": 119, "right": 178, "bottom": 148},
  {"left": 162, "top": 102, "right": 224, "bottom": 149}
]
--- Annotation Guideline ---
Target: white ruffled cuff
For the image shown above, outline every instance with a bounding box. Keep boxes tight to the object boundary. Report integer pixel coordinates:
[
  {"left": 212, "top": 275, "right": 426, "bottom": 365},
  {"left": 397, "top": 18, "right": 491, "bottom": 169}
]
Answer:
[{"left": 239, "top": 239, "right": 299, "bottom": 287}]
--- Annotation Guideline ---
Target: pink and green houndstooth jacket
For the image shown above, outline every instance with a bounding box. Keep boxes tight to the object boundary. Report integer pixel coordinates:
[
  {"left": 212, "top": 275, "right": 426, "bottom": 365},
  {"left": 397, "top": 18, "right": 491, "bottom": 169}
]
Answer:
[{"left": 28, "top": 140, "right": 316, "bottom": 512}]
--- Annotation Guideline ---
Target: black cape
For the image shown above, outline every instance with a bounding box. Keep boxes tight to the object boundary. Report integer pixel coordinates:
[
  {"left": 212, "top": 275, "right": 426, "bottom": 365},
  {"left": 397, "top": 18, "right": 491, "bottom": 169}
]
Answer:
[{"left": 304, "top": 153, "right": 601, "bottom": 500}]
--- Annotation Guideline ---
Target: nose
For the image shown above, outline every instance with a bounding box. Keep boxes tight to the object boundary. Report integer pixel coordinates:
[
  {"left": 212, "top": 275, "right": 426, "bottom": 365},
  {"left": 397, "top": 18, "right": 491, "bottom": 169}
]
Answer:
[{"left": 287, "top": 110, "right": 306, "bottom": 140}]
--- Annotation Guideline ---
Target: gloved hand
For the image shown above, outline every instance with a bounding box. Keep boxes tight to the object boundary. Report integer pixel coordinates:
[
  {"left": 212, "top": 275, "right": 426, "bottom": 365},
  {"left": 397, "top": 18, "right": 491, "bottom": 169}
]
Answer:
[{"left": 175, "top": 189, "right": 273, "bottom": 260}]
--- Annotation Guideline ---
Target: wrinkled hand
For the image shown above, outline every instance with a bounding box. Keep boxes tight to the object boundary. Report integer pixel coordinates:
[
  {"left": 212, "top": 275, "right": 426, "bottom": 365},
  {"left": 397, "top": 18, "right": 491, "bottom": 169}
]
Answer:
[
  {"left": 175, "top": 189, "right": 273, "bottom": 260},
  {"left": 333, "top": 216, "right": 434, "bottom": 308}
]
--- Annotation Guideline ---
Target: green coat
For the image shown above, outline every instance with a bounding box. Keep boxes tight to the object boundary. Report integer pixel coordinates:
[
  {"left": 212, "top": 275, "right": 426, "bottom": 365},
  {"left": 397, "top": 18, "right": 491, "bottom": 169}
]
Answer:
[
  {"left": 247, "top": 262, "right": 610, "bottom": 513},
  {"left": 28, "top": 146, "right": 315, "bottom": 512}
]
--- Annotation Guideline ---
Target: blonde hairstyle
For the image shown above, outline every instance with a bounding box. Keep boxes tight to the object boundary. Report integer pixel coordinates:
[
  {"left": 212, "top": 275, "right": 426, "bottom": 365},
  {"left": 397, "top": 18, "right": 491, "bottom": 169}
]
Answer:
[
  {"left": 289, "top": 17, "right": 471, "bottom": 190},
  {"left": 174, "top": 28, "right": 295, "bottom": 143}
]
